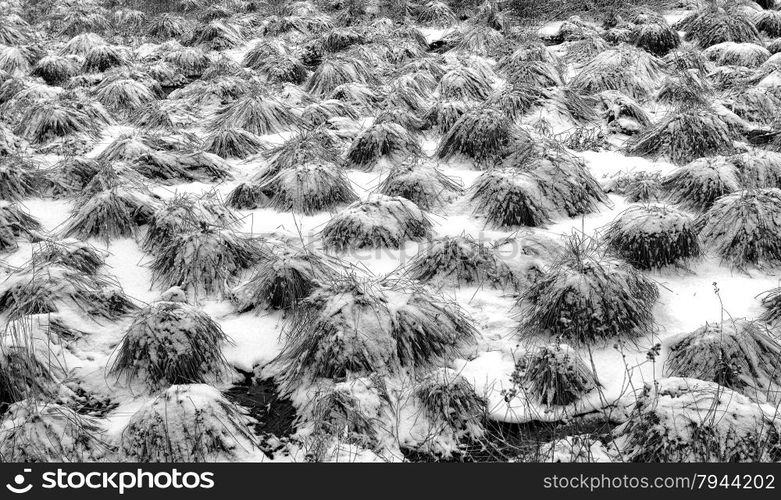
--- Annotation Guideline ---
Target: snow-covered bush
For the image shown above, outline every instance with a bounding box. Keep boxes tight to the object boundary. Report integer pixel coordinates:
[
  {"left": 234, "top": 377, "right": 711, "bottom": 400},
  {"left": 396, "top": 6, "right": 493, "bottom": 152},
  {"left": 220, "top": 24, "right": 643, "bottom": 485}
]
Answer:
[
  {"left": 665, "top": 319, "right": 781, "bottom": 402},
  {"left": 0, "top": 201, "right": 40, "bottom": 252},
  {"left": 378, "top": 160, "right": 462, "bottom": 210},
  {"left": 271, "top": 278, "right": 477, "bottom": 391},
  {"left": 259, "top": 163, "right": 357, "bottom": 214},
  {"left": 437, "top": 66, "right": 492, "bottom": 101},
  {"left": 415, "top": 369, "right": 486, "bottom": 441},
  {"left": 569, "top": 45, "right": 664, "bottom": 99},
  {"left": 0, "top": 345, "right": 56, "bottom": 406},
  {"left": 82, "top": 44, "right": 126, "bottom": 72},
  {"left": 519, "top": 235, "right": 659, "bottom": 345},
  {"left": 695, "top": 188, "right": 781, "bottom": 268},
  {"left": 604, "top": 204, "right": 701, "bottom": 269},
  {"left": 203, "top": 127, "right": 267, "bottom": 159},
  {"left": 613, "top": 377, "right": 781, "bottom": 462},
  {"left": 231, "top": 248, "right": 340, "bottom": 312},
  {"left": 31, "top": 239, "right": 104, "bottom": 275},
  {"left": 470, "top": 168, "right": 550, "bottom": 228},
  {"left": 630, "top": 20, "right": 680, "bottom": 56},
  {"left": 704, "top": 42, "right": 770, "bottom": 68},
  {"left": 121, "top": 384, "right": 258, "bottom": 462},
  {"left": 31, "top": 54, "right": 78, "bottom": 85},
  {"left": 209, "top": 94, "right": 299, "bottom": 135},
  {"left": 111, "top": 296, "right": 229, "bottom": 389},
  {"left": 321, "top": 194, "right": 432, "bottom": 251},
  {"left": 678, "top": 7, "right": 760, "bottom": 48},
  {"left": 0, "top": 401, "right": 106, "bottom": 462},
  {"left": 605, "top": 171, "right": 662, "bottom": 203},
  {"left": 756, "top": 9, "right": 781, "bottom": 37}
]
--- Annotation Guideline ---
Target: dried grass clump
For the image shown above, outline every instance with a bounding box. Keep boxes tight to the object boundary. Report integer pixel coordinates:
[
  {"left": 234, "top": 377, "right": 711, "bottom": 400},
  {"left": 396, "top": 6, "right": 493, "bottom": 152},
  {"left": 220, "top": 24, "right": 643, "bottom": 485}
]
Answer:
[
  {"left": 631, "top": 20, "right": 680, "bottom": 56},
  {"left": 604, "top": 204, "right": 701, "bottom": 269},
  {"left": 378, "top": 160, "right": 462, "bottom": 211},
  {"left": 704, "top": 41, "right": 770, "bottom": 68},
  {"left": 300, "top": 99, "right": 358, "bottom": 127},
  {"left": 406, "top": 234, "right": 517, "bottom": 289},
  {"left": 613, "top": 377, "right": 781, "bottom": 462},
  {"left": 695, "top": 188, "right": 781, "bottom": 269},
  {"left": 164, "top": 46, "right": 210, "bottom": 77},
  {"left": 569, "top": 45, "right": 664, "bottom": 99},
  {"left": 520, "top": 344, "right": 599, "bottom": 406},
  {"left": 626, "top": 108, "right": 738, "bottom": 165},
  {"left": 305, "top": 56, "right": 377, "bottom": 96},
  {"left": 14, "top": 101, "right": 98, "bottom": 144},
  {"left": 151, "top": 226, "right": 262, "bottom": 299},
  {"left": 470, "top": 168, "right": 551, "bottom": 228},
  {"left": 0, "top": 201, "right": 41, "bottom": 244},
  {"left": 32, "top": 55, "right": 78, "bottom": 85},
  {"left": 0, "top": 265, "right": 136, "bottom": 320},
  {"left": 662, "top": 157, "right": 741, "bottom": 211},
  {"left": 680, "top": 8, "right": 761, "bottom": 48},
  {"left": 436, "top": 106, "right": 514, "bottom": 166},
  {"left": 93, "top": 78, "right": 156, "bottom": 116},
  {"left": 666, "top": 319, "right": 781, "bottom": 402},
  {"left": 345, "top": 122, "right": 421, "bottom": 170},
  {"left": 656, "top": 71, "right": 712, "bottom": 107},
  {"left": 147, "top": 13, "right": 190, "bottom": 39},
  {"left": 142, "top": 193, "right": 237, "bottom": 253},
  {"left": 0, "top": 157, "right": 41, "bottom": 201},
  {"left": 111, "top": 299, "right": 229, "bottom": 389},
  {"left": 437, "top": 66, "right": 492, "bottom": 101},
  {"left": 271, "top": 278, "right": 477, "bottom": 391},
  {"left": 0, "top": 345, "right": 56, "bottom": 406},
  {"left": 61, "top": 189, "right": 154, "bottom": 244},
  {"left": 417, "top": 1, "right": 457, "bottom": 27},
  {"left": 519, "top": 235, "right": 659, "bottom": 345},
  {"left": 415, "top": 368, "right": 486, "bottom": 440},
  {"left": 82, "top": 45, "right": 126, "bottom": 73},
  {"left": 756, "top": 10, "right": 781, "bottom": 37},
  {"left": 322, "top": 194, "right": 431, "bottom": 251},
  {"left": 259, "top": 163, "right": 357, "bottom": 215},
  {"left": 0, "top": 401, "right": 105, "bottom": 462},
  {"left": 210, "top": 94, "right": 299, "bottom": 136},
  {"left": 422, "top": 99, "right": 472, "bottom": 134},
  {"left": 31, "top": 239, "right": 104, "bottom": 275},
  {"left": 232, "top": 248, "right": 339, "bottom": 312},
  {"left": 731, "top": 150, "right": 781, "bottom": 188},
  {"left": 121, "top": 384, "right": 258, "bottom": 462},
  {"left": 190, "top": 19, "right": 245, "bottom": 50},
  {"left": 203, "top": 127, "right": 267, "bottom": 159}
]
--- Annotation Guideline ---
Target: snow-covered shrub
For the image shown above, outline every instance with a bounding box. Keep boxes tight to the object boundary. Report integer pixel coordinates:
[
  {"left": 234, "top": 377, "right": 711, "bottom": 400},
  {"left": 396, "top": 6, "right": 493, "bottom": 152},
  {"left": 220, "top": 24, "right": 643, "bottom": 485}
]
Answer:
[
  {"left": 657, "top": 71, "right": 712, "bottom": 107},
  {"left": 704, "top": 41, "right": 770, "bottom": 68},
  {"left": 422, "top": 99, "right": 472, "bottom": 135},
  {"left": 303, "top": 385, "right": 380, "bottom": 454},
  {"left": 662, "top": 157, "right": 741, "bottom": 211},
  {"left": 377, "top": 160, "right": 462, "bottom": 210},
  {"left": 596, "top": 90, "right": 652, "bottom": 131},
  {"left": 520, "top": 344, "right": 599, "bottom": 406},
  {"left": 189, "top": 19, "right": 244, "bottom": 50},
  {"left": 0, "top": 265, "right": 136, "bottom": 320},
  {"left": 437, "top": 66, "right": 492, "bottom": 101},
  {"left": 14, "top": 101, "right": 99, "bottom": 144},
  {"left": 94, "top": 78, "right": 156, "bottom": 116},
  {"left": 322, "top": 194, "right": 431, "bottom": 251},
  {"left": 61, "top": 188, "right": 155, "bottom": 244},
  {"left": 415, "top": 369, "right": 486, "bottom": 441},
  {"left": 665, "top": 319, "right": 781, "bottom": 402},
  {"left": 305, "top": 56, "right": 377, "bottom": 96},
  {"left": 630, "top": 20, "right": 680, "bottom": 56},
  {"left": 729, "top": 150, "right": 781, "bottom": 188},
  {"left": 501, "top": 60, "right": 562, "bottom": 88},
  {"left": 695, "top": 188, "right": 781, "bottom": 268},
  {"left": 344, "top": 122, "right": 421, "bottom": 170},
  {"left": 416, "top": 1, "right": 457, "bottom": 27},
  {"left": 626, "top": 108, "right": 738, "bottom": 165},
  {"left": 0, "top": 401, "right": 106, "bottom": 462},
  {"left": 406, "top": 234, "right": 517, "bottom": 289},
  {"left": 679, "top": 7, "right": 761, "bottom": 48},
  {"left": 31, "top": 239, "right": 104, "bottom": 275},
  {"left": 132, "top": 151, "right": 232, "bottom": 184},
  {"left": 111, "top": 297, "right": 229, "bottom": 389},
  {"left": 203, "top": 127, "right": 267, "bottom": 159},
  {"left": 259, "top": 163, "right": 357, "bottom": 215},
  {"left": 271, "top": 278, "right": 477, "bottom": 391},
  {"left": 724, "top": 86, "right": 781, "bottom": 125},
  {"left": 150, "top": 227, "right": 263, "bottom": 299},
  {"left": 608, "top": 171, "right": 662, "bottom": 203},
  {"left": 613, "top": 377, "right": 781, "bottom": 462},
  {"left": 436, "top": 106, "right": 514, "bottom": 166},
  {"left": 300, "top": 99, "right": 358, "bottom": 127},
  {"left": 604, "top": 204, "right": 701, "bottom": 270},
  {"left": 519, "top": 235, "right": 659, "bottom": 345},
  {"left": 121, "top": 384, "right": 258, "bottom": 462},
  {"left": 234, "top": 241, "right": 337, "bottom": 309},
  {"left": 0, "top": 201, "right": 40, "bottom": 252},
  {"left": 225, "top": 182, "right": 263, "bottom": 210}
]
